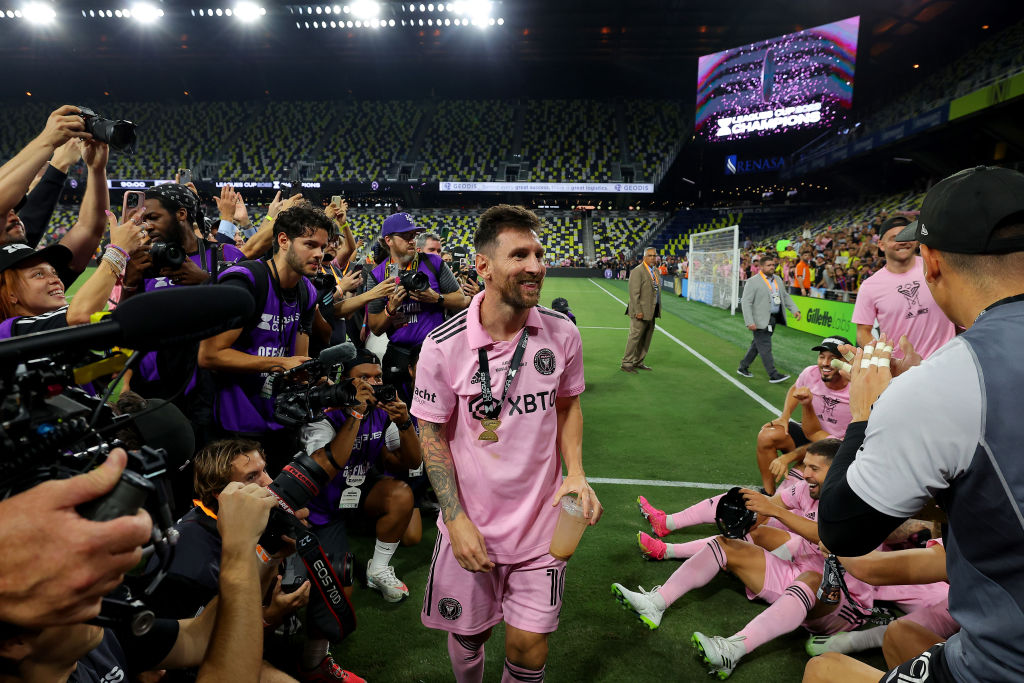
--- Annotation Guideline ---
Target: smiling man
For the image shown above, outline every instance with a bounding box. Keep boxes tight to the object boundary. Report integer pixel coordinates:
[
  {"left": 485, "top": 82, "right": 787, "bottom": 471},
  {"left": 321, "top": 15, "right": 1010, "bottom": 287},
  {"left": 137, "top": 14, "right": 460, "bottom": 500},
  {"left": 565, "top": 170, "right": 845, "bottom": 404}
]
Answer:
[
  {"left": 852, "top": 216, "right": 955, "bottom": 358},
  {"left": 411, "top": 204, "right": 602, "bottom": 683}
]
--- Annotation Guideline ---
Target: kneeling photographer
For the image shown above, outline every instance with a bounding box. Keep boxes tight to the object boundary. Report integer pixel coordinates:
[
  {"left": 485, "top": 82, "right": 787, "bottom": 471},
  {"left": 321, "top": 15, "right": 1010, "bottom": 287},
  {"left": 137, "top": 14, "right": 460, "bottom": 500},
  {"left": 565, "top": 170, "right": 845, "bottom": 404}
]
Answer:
[
  {"left": 0, "top": 481, "right": 281, "bottom": 683},
  {"left": 300, "top": 349, "right": 423, "bottom": 604}
]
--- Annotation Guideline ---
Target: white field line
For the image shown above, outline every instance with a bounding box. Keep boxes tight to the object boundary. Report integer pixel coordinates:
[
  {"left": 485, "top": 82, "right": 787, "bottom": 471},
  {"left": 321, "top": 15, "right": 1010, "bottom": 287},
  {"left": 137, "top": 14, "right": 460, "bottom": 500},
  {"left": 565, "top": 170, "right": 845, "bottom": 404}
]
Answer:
[
  {"left": 588, "top": 476, "right": 748, "bottom": 490},
  {"left": 587, "top": 279, "right": 781, "bottom": 415}
]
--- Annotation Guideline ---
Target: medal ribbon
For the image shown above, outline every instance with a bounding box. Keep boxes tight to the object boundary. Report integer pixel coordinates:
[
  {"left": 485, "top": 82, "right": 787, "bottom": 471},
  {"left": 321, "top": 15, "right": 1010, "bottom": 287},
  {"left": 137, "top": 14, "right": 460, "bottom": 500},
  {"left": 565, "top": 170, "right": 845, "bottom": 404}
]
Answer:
[{"left": 477, "top": 328, "right": 530, "bottom": 419}]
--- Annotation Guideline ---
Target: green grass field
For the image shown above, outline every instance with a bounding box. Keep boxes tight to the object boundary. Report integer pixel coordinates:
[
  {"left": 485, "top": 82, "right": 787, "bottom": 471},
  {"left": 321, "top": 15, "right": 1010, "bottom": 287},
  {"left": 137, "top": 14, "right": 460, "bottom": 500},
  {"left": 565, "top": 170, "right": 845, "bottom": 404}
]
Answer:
[{"left": 329, "top": 276, "right": 888, "bottom": 682}]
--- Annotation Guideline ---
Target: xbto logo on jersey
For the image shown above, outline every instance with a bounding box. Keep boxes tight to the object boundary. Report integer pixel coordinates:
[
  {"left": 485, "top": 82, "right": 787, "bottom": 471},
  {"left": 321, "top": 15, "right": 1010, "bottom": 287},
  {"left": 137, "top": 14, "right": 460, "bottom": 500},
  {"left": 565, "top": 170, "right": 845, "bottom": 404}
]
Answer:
[{"left": 468, "top": 390, "right": 558, "bottom": 419}]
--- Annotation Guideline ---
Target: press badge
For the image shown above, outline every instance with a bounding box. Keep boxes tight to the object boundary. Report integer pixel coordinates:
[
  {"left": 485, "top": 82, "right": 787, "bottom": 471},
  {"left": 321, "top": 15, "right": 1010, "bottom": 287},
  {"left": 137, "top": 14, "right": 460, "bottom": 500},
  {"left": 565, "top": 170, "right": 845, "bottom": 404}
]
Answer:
[
  {"left": 338, "top": 472, "right": 366, "bottom": 509},
  {"left": 772, "top": 294, "right": 781, "bottom": 305}
]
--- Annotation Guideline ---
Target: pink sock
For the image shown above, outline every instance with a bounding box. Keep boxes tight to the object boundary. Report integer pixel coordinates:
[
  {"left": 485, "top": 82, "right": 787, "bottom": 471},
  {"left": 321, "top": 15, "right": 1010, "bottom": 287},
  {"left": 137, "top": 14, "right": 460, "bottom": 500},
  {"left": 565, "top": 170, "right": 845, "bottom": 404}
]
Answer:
[
  {"left": 735, "top": 581, "right": 814, "bottom": 653},
  {"left": 501, "top": 658, "right": 544, "bottom": 682},
  {"left": 667, "top": 493, "right": 724, "bottom": 530},
  {"left": 667, "top": 533, "right": 751, "bottom": 560},
  {"left": 448, "top": 633, "right": 486, "bottom": 683},
  {"left": 657, "top": 538, "right": 727, "bottom": 607}
]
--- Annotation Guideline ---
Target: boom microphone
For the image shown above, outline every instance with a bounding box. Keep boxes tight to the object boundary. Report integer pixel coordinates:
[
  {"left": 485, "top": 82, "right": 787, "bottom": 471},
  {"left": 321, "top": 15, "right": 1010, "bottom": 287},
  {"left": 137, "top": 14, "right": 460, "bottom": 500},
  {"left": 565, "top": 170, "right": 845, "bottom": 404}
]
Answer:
[
  {"left": 281, "top": 341, "right": 358, "bottom": 377},
  {"left": 0, "top": 286, "right": 256, "bottom": 366}
]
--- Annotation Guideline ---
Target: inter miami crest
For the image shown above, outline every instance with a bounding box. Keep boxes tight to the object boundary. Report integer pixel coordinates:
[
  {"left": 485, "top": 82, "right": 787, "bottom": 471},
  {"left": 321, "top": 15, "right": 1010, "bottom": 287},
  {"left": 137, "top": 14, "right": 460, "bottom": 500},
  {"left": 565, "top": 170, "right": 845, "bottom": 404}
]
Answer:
[
  {"left": 533, "top": 348, "right": 556, "bottom": 375},
  {"left": 438, "top": 597, "right": 462, "bottom": 620}
]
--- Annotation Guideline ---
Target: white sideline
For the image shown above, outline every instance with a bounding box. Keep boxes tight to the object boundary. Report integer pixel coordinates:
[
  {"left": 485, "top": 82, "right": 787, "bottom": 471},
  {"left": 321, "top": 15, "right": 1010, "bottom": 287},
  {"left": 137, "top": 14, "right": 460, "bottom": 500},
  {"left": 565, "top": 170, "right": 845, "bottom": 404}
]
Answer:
[
  {"left": 587, "top": 279, "right": 781, "bottom": 415},
  {"left": 578, "top": 326, "right": 630, "bottom": 330},
  {"left": 588, "top": 476, "right": 747, "bottom": 490}
]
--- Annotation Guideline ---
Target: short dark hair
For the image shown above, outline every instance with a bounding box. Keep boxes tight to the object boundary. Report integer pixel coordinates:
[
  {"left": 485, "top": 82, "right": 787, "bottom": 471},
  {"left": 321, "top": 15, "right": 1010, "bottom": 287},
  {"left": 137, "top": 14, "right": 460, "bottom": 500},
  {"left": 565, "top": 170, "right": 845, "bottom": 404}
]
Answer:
[
  {"left": 274, "top": 205, "right": 335, "bottom": 245},
  {"left": 806, "top": 438, "right": 842, "bottom": 462},
  {"left": 475, "top": 204, "right": 542, "bottom": 255}
]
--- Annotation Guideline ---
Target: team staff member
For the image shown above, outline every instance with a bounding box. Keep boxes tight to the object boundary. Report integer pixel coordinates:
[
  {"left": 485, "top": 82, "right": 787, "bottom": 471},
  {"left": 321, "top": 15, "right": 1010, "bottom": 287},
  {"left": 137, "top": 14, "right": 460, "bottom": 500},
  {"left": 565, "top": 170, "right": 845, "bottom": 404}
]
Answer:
[
  {"left": 366, "top": 213, "right": 467, "bottom": 387},
  {"left": 412, "top": 204, "right": 602, "bottom": 683},
  {"left": 852, "top": 216, "right": 955, "bottom": 359},
  {"left": 198, "top": 205, "right": 332, "bottom": 471},
  {"left": 738, "top": 256, "right": 800, "bottom": 383},
  {"left": 818, "top": 167, "right": 1024, "bottom": 683},
  {"left": 620, "top": 247, "right": 661, "bottom": 373}
]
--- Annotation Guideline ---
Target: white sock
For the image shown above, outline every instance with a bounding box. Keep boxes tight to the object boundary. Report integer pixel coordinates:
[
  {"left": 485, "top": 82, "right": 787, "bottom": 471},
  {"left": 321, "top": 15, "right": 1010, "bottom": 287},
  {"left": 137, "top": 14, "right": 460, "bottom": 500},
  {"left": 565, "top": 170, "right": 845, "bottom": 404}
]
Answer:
[
  {"left": 840, "top": 626, "right": 887, "bottom": 653},
  {"left": 369, "top": 538, "right": 399, "bottom": 574},
  {"left": 301, "top": 638, "right": 330, "bottom": 670}
]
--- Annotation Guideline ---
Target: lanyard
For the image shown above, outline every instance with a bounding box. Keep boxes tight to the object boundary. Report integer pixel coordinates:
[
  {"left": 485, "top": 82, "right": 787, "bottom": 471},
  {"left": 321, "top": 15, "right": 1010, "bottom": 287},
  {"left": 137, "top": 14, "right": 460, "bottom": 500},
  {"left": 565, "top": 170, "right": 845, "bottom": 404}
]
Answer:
[
  {"left": 759, "top": 271, "right": 778, "bottom": 294},
  {"left": 322, "top": 261, "right": 343, "bottom": 286},
  {"left": 477, "top": 328, "right": 530, "bottom": 419},
  {"left": 646, "top": 264, "right": 658, "bottom": 285},
  {"left": 389, "top": 254, "right": 418, "bottom": 278}
]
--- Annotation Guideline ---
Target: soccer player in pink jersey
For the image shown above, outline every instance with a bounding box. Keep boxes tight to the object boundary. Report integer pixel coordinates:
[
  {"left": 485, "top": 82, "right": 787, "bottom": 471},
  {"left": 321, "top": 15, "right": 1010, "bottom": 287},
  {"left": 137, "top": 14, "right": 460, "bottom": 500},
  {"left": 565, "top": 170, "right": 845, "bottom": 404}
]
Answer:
[
  {"left": 614, "top": 439, "right": 878, "bottom": 679},
  {"left": 754, "top": 336, "right": 852, "bottom": 493},
  {"left": 852, "top": 216, "right": 955, "bottom": 359},
  {"left": 411, "top": 205, "right": 603, "bottom": 683}
]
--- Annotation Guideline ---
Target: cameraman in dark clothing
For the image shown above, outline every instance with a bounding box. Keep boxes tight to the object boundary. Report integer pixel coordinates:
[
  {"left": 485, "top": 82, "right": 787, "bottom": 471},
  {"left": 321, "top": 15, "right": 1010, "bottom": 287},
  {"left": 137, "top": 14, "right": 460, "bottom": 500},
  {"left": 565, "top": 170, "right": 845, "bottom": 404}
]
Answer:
[{"left": 365, "top": 213, "right": 466, "bottom": 389}]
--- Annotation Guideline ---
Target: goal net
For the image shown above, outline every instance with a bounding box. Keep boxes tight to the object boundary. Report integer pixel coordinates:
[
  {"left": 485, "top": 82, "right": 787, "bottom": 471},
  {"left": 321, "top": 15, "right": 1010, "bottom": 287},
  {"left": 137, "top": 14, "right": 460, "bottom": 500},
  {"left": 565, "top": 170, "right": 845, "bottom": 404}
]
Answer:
[{"left": 687, "top": 225, "right": 740, "bottom": 315}]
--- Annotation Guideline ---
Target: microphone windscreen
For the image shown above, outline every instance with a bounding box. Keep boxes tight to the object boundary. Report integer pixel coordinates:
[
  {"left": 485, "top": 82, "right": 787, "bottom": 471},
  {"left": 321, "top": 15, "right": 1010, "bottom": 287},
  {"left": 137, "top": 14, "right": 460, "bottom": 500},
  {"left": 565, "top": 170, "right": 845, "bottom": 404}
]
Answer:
[
  {"left": 111, "top": 286, "right": 256, "bottom": 350},
  {"left": 318, "top": 342, "right": 358, "bottom": 367}
]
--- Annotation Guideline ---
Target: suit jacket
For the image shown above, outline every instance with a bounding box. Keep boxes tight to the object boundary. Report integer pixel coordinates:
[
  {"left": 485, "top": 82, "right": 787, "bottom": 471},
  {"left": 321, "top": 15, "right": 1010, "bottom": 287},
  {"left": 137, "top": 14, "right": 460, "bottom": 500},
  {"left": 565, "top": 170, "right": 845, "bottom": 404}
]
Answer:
[
  {"left": 626, "top": 263, "right": 661, "bottom": 319},
  {"left": 741, "top": 272, "right": 799, "bottom": 329}
]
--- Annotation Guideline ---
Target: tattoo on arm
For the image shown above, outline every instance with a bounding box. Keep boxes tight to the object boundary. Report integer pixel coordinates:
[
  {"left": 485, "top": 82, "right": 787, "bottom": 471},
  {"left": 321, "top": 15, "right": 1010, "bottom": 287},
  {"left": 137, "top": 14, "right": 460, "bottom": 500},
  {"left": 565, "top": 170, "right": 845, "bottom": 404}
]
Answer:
[{"left": 419, "top": 420, "right": 462, "bottom": 523}]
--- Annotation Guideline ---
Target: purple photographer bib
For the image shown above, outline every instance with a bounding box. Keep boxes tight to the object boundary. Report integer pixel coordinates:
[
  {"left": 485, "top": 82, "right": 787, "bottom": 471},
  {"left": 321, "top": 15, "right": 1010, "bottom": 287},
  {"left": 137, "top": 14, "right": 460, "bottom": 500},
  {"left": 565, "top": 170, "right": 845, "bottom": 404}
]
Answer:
[
  {"left": 213, "top": 264, "right": 316, "bottom": 433},
  {"left": 372, "top": 253, "right": 445, "bottom": 345}
]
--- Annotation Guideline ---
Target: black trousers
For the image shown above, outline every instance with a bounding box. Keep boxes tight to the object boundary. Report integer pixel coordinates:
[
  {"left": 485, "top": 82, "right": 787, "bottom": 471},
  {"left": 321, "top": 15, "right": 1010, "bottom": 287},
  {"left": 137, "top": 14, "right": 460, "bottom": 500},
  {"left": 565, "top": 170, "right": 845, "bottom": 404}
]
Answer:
[{"left": 739, "top": 312, "right": 785, "bottom": 375}]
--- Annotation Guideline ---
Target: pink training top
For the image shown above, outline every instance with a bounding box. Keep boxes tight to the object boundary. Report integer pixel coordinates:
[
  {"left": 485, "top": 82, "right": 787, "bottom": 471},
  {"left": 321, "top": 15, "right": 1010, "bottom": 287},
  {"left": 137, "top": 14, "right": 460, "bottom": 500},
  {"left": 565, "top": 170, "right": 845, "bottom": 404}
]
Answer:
[
  {"left": 411, "top": 290, "right": 586, "bottom": 564},
  {"left": 795, "top": 365, "right": 852, "bottom": 439},
  {"left": 852, "top": 257, "right": 955, "bottom": 359}
]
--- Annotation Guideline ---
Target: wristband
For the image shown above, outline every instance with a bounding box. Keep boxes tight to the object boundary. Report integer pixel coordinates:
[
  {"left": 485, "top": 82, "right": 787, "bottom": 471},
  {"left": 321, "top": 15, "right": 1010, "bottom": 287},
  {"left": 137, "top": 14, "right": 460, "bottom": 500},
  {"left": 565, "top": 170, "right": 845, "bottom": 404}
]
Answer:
[
  {"left": 108, "top": 244, "right": 130, "bottom": 260},
  {"left": 324, "top": 441, "right": 344, "bottom": 471},
  {"left": 121, "top": 283, "right": 139, "bottom": 292},
  {"left": 264, "top": 215, "right": 276, "bottom": 222},
  {"left": 396, "top": 418, "right": 414, "bottom": 431},
  {"left": 384, "top": 306, "right": 394, "bottom": 317},
  {"left": 348, "top": 409, "right": 365, "bottom": 420}
]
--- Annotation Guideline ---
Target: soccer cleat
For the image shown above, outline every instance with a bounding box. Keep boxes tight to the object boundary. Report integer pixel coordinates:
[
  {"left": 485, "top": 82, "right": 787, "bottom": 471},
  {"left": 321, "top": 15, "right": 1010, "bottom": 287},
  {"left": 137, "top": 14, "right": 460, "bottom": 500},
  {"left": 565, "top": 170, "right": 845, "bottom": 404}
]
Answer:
[
  {"left": 298, "top": 656, "right": 366, "bottom": 683},
  {"left": 611, "top": 583, "right": 665, "bottom": 629},
  {"left": 805, "top": 633, "right": 850, "bottom": 657},
  {"left": 637, "top": 531, "right": 667, "bottom": 561},
  {"left": 768, "top": 373, "right": 791, "bottom": 384},
  {"left": 736, "top": 368, "right": 754, "bottom": 378},
  {"left": 691, "top": 632, "right": 746, "bottom": 680},
  {"left": 366, "top": 562, "right": 410, "bottom": 603},
  {"left": 637, "top": 495, "right": 670, "bottom": 537}
]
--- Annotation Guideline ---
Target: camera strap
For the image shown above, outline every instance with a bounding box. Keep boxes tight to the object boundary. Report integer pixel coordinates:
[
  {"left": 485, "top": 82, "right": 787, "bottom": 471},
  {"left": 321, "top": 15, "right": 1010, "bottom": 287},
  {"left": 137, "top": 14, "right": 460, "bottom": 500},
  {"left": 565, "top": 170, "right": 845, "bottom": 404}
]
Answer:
[
  {"left": 476, "top": 328, "right": 529, "bottom": 424},
  {"left": 293, "top": 524, "right": 357, "bottom": 641}
]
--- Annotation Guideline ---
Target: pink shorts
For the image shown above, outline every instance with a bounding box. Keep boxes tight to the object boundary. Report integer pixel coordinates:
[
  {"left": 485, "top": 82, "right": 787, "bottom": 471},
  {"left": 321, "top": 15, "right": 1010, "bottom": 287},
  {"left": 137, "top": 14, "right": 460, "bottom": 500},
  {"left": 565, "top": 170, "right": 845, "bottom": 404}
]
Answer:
[
  {"left": 874, "top": 581, "right": 949, "bottom": 614},
  {"left": 421, "top": 532, "right": 567, "bottom": 636},
  {"left": 899, "top": 597, "right": 960, "bottom": 639},
  {"left": 747, "top": 549, "right": 870, "bottom": 636}
]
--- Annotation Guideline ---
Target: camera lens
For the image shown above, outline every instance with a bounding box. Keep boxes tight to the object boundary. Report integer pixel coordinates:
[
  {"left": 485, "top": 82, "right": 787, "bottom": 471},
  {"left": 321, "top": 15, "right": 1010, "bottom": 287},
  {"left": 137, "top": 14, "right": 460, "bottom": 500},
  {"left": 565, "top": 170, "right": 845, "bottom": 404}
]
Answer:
[{"left": 399, "top": 271, "right": 429, "bottom": 292}]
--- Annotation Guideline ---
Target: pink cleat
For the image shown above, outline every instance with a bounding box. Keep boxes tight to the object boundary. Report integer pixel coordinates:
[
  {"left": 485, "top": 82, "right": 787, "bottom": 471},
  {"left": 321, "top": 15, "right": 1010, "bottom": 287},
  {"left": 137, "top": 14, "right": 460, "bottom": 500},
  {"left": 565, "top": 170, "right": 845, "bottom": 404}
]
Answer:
[
  {"left": 637, "top": 531, "right": 667, "bottom": 560},
  {"left": 637, "top": 495, "right": 670, "bottom": 537}
]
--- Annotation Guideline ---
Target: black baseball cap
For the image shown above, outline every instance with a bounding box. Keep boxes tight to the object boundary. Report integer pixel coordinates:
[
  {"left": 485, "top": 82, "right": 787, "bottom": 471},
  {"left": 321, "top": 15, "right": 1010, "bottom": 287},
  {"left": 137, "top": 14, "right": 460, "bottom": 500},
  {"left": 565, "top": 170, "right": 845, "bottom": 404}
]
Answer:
[
  {"left": 811, "top": 335, "right": 853, "bottom": 356},
  {"left": 895, "top": 166, "right": 1024, "bottom": 254},
  {"left": 879, "top": 216, "right": 911, "bottom": 238},
  {"left": 0, "top": 242, "right": 73, "bottom": 274}
]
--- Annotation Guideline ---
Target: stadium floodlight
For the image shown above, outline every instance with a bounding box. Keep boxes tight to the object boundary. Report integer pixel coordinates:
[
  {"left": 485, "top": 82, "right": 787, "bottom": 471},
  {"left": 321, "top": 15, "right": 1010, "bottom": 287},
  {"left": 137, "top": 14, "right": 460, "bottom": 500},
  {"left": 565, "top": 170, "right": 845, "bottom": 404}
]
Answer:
[
  {"left": 131, "top": 3, "right": 163, "bottom": 23},
  {"left": 234, "top": 2, "right": 264, "bottom": 22},
  {"left": 350, "top": 0, "right": 378, "bottom": 19},
  {"left": 22, "top": 2, "right": 56, "bottom": 24},
  {"left": 496, "top": 16, "right": 503, "bottom": 24}
]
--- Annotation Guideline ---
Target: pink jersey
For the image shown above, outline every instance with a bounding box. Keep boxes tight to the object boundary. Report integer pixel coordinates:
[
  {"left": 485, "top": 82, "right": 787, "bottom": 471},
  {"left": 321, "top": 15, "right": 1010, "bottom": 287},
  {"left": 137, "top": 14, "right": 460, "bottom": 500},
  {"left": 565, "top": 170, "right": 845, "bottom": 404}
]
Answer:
[
  {"left": 411, "top": 290, "right": 586, "bottom": 564},
  {"left": 851, "top": 257, "right": 955, "bottom": 359},
  {"left": 795, "top": 365, "right": 851, "bottom": 439}
]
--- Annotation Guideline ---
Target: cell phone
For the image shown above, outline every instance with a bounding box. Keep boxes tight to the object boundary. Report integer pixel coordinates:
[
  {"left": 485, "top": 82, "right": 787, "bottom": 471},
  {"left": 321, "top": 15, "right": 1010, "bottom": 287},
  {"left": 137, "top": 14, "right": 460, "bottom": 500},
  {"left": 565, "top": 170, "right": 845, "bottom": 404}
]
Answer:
[
  {"left": 122, "top": 190, "right": 146, "bottom": 219},
  {"left": 331, "top": 195, "right": 343, "bottom": 207},
  {"left": 178, "top": 168, "right": 192, "bottom": 185}
]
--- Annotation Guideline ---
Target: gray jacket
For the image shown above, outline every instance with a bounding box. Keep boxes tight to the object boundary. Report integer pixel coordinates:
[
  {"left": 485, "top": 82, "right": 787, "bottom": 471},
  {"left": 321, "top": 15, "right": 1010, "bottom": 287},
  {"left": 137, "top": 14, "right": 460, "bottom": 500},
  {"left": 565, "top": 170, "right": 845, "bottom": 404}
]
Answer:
[{"left": 741, "top": 273, "right": 799, "bottom": 329}]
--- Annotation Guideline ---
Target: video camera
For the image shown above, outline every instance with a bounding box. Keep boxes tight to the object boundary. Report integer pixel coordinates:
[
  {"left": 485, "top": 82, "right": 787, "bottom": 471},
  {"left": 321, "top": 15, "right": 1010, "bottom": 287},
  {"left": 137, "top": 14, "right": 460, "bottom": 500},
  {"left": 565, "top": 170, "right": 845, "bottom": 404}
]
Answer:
[{"left": 266, "top": 342, "right": 360, "bottom": 427}]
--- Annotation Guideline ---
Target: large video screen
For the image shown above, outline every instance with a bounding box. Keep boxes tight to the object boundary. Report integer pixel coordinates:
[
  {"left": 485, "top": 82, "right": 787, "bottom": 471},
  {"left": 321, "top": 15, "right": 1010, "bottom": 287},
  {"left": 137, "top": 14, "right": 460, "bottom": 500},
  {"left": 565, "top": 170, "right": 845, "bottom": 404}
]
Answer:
[{"left": 696, "top": 16, "right": 859, "bottom": 142}]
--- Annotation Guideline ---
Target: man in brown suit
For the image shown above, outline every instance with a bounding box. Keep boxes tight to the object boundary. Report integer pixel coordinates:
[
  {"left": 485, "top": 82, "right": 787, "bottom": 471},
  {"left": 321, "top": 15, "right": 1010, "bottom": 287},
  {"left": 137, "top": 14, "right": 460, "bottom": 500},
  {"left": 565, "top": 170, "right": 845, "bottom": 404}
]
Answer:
[{"left": 621, "top": 247, "right": 661, "bottom": 373}]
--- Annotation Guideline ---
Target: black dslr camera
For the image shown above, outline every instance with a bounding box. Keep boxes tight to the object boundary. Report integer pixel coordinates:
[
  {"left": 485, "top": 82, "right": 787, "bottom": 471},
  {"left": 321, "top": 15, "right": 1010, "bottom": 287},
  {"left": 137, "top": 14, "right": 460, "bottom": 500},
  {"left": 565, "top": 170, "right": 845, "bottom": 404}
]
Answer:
[
  {"left": 77, "top": 106, "right": 137, "bottom": 154},
  {"left": 372, "top": 383, "right": 397, "bottom": 403},
  {"left": 148, "top": 241, "right": 187, "bottom": 272},
  {"left": 267, "top": 343, "right": 361, "bottom": 427},
  {"left": 397, "top": 270, "right": 429, "bottom": 292}
]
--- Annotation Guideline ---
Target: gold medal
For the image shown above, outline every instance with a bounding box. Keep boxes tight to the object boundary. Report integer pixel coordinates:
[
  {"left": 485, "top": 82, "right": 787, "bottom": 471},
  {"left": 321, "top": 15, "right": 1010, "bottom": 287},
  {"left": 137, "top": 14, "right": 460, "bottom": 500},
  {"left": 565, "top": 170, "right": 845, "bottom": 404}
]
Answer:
[{"left": 478, "top": 418, "right": 501, "bottom": 442}]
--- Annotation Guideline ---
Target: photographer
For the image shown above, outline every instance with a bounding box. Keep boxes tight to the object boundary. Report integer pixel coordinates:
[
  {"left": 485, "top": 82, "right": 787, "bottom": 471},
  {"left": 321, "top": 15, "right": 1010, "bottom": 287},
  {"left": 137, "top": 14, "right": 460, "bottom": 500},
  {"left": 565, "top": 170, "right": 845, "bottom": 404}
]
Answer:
[
  {"left": 300, "top": 349, "right": 423, "bottom": 603},
  {"left": 198, "top": 205, "right": 333, "bottom": 471},
  {"left": 450, "top": 245, "right": 482, "bottom": 300},
  {"left": 0, "top": 482, "right": 280, "bottom": 683},
  {"left": 365, "top": 214, "right": 467, "bottom": 389},
  {"left": 0, "top": 211, "right": 146, "bottom": 338},
  {"left": 148, "top": 439, "right": 362, "bottom": 683}
]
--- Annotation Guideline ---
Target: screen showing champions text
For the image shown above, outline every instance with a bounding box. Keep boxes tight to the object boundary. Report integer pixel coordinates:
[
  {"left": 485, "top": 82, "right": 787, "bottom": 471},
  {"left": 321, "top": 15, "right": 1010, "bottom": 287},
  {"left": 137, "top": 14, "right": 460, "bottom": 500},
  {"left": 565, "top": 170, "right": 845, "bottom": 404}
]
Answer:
[{"left": 695, "top": 16, "right": 859, "bottom": 142}]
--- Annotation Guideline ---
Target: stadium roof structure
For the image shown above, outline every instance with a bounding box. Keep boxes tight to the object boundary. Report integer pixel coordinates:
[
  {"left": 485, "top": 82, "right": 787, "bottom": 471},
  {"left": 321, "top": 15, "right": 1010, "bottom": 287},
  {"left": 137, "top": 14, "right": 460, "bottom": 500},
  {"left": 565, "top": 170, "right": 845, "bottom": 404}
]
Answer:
[{"left": 0, "top": 0, "right": 1020, "bottom": 100}]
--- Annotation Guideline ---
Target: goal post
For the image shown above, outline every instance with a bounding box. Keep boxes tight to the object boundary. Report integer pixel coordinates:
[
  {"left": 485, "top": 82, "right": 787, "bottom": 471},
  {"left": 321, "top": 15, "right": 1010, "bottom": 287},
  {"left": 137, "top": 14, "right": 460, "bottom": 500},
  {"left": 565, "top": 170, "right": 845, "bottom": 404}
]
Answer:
[{"left": 686, "top": 225, "right": 740, "bottom": 315}]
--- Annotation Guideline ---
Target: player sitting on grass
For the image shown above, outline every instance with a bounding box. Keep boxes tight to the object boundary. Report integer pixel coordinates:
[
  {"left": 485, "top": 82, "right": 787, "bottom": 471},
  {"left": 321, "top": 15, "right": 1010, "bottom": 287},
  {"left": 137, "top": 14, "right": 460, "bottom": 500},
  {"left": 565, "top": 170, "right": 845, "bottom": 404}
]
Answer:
[
  {"left": 636, "top": 439, "right": 840, "bottom": 563},
  {"left": 612, "top": 438, "right": 879, "bottom": 680},
  {"left": 753, "top": 337, "right": 852, "bottom": 494}
]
